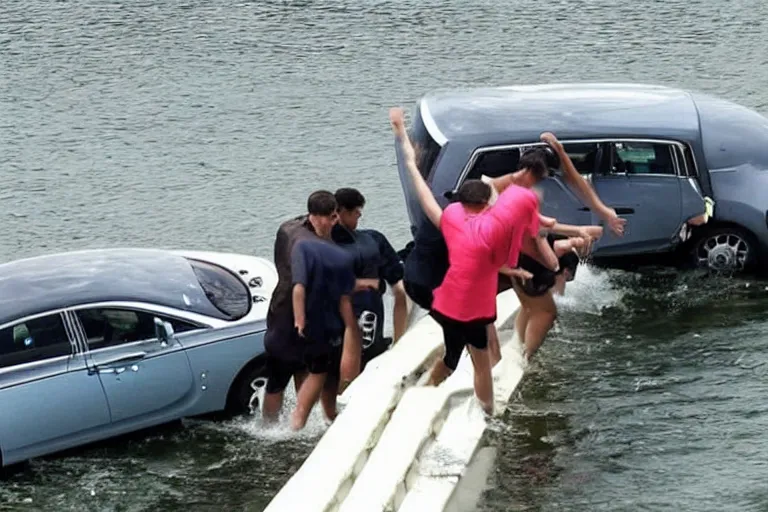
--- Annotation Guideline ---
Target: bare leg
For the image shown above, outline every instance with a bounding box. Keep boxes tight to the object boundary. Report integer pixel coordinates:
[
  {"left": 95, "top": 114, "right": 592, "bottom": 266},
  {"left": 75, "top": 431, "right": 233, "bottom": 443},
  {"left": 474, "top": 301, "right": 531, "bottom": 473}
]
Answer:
[
  {"left": 468, "top": 346, "right": 494, "bottom": 415},
  {"left": 293, "top": 371, "right": 308, "bottom": 394},
  {"left": 320, "top": 386, "right": 338, "bottom": 422},
  {"left": 515, "top": 306, "right": 530, "bottom": 345},
  {"left": 521, "top": 292, "right": 557, "bottom": 360},
  {"left": 291, "top": 372, "right": 326, "bottom": 431},
  {"left": 487, "top": 324, "right": 501, "bottom": 366},
  {"left": 427, "top": 358, "right": 453, "bottom": 386},
  {"left": 262, "top": 391, "right": 283, "bottom": 423}
]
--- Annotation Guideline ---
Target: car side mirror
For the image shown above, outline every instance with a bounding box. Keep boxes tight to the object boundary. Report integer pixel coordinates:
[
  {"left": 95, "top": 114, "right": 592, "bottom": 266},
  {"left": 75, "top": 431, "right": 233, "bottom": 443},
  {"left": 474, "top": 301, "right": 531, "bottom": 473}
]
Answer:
[{"left": 154, "top": 317, "right": 175, "bottom": 346}]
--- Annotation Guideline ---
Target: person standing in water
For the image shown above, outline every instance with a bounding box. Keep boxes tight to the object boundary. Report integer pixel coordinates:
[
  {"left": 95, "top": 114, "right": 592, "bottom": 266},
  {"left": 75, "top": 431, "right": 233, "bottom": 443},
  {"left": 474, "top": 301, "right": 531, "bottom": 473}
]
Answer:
[
  {"left": 288, "top": 236, "right": 359, "bottom": 430},
  {"left": 485, "top": 133, "right": 623, "bottom": 361},
  {"left": 318, "top": 187, "right": 409, "bottom": 420},
  {"left": 391, "top": 106, "right": 539, "bottom": 415},
  {"left": 262, "top": 191, "right": 376, "bottom": 427}
]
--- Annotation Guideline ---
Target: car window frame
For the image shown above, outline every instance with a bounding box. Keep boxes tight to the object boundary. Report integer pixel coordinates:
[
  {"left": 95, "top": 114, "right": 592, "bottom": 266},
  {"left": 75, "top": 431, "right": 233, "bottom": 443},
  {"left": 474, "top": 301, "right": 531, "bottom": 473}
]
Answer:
[
  {"left": 66, "top": 302, "right": 210, "bottom": 354},
  {"left": 607, "top": 139, "right": 680, "bottom": 177},
  {"left": 456, "top": 137, "right": 696, "bottom": 187},
  {"left": 0, "top": 310, "right": 76, "bottom": 371}
]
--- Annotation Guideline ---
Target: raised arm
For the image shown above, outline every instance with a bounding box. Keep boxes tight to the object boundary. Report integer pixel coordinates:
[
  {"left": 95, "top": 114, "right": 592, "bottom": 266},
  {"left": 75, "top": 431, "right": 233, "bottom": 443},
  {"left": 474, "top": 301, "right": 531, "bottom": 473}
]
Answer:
[
  {"left": 389, "top": 107, "right": 443, "bottom": 227},
  {"left": 540, "top": 132, "right": 627, "bottom": 237}
]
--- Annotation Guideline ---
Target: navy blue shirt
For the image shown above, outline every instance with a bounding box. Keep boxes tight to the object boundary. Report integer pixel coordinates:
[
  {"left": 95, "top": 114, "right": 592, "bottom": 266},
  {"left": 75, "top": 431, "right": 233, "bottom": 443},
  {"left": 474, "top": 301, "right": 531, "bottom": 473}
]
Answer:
[
  {"left": 291, "top": 238, "right": 356, "bottom": 345},
  {"left": 332, "top": 225, "right": 404, "bottom": 354}
]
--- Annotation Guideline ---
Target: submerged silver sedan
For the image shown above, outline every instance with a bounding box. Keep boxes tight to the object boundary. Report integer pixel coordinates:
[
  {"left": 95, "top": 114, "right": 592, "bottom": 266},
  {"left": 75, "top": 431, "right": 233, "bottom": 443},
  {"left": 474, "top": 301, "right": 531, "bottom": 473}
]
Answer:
[{"left": 0, "top": 248, "right": 276, "bottom": 467}]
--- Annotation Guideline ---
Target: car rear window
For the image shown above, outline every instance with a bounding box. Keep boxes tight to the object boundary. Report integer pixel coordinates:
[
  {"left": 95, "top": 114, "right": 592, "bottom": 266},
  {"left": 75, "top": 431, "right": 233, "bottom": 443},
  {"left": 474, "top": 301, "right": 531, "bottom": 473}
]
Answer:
[
  {"left": 187, "top": 259, "right": 251, "bottom": 321},
  {"left": 410, "top": 103, "right": 442, "bottom": 180}
]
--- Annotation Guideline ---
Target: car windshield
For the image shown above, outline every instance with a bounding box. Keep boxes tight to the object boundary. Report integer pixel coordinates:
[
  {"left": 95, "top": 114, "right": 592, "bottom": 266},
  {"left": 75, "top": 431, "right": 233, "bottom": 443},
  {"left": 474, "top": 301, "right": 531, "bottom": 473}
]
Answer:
[{"left": 186, "top": 259, "right": 251, "bottom": 321}]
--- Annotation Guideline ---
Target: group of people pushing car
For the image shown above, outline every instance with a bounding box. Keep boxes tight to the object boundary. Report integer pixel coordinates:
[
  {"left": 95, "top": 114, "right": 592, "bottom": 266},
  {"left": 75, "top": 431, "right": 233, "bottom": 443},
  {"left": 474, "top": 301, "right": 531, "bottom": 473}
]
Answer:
[{"left": 262, "top": 107, "right": 627, "bottom": 430}]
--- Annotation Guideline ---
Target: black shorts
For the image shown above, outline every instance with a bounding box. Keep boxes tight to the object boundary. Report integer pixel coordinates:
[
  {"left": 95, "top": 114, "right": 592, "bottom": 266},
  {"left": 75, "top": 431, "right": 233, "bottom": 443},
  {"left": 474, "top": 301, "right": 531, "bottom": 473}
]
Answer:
[
  {"left": 404, "top": 279, "right": 433, "bottom": 311},
  {"left": 264, "top": 326, "right": 337, "bottom": 394},
  {"left": 430, "top": 310, "right": 495, "bottom": 371},
  {"left": 513, "top": 236, "right": 580, "bottom": 297}
]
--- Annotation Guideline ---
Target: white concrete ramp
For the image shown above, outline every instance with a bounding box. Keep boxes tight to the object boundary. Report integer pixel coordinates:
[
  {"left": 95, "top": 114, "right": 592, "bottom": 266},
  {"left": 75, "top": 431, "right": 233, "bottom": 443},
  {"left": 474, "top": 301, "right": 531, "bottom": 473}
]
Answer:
[{"left": 264, "top": 289, "right": 527, "bottom": 512}]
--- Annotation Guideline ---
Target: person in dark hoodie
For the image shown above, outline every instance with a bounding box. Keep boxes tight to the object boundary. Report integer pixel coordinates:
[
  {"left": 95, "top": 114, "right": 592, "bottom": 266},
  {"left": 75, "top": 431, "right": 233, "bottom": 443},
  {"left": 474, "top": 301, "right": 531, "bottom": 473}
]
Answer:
[{"left": 321, "top": 188, "right": 408, "bottom": 420}]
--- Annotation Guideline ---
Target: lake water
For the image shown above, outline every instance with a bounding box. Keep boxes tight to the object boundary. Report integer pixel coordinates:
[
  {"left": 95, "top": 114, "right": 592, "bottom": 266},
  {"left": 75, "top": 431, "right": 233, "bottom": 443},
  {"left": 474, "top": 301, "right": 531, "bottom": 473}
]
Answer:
[{"left": 2, "top": 0, "right": 768, "bottom": 510}]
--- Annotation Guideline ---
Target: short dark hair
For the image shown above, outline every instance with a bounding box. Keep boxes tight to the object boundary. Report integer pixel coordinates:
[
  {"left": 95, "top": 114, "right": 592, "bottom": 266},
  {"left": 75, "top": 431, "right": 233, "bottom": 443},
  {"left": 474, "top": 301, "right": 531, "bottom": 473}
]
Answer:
[
  {"left": 518, "top": 147, "right": 558, "bottom": 180},
  {"left": 307, "top": 190, "right": 337, "bottom": 216},
  {"left": 334, "top": 188, "right": 366, "bottom": 211},
  {"left": 453, "top": 179, "right": 491, "bottom": 206}
]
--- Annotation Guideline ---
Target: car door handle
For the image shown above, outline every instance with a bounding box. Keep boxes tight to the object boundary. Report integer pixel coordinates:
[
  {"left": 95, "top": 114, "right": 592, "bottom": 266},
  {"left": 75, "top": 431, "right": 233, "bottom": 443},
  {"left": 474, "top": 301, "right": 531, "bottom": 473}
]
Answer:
[
  {"left": 614, "top": 207, "right": 634, "bottom": 215},
  {"left": 89, "top": 352, "right": 147, "bottom": 375}
]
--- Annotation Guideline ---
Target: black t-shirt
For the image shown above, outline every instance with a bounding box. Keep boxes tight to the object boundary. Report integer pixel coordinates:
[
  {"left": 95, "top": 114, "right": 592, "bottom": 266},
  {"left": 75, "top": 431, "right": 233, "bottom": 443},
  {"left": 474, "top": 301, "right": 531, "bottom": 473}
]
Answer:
[
  {"left": 267, "top": 215, "right": 318, "bottom": 328},
  {"left": 403, "top": 220, "right": 449, "bottom": 292},
  {"left": 291, "top": 238, "right": 356, "bottom": 344},
  {"left": 332, "top": 224, "right": 404, "bottom": 352}
]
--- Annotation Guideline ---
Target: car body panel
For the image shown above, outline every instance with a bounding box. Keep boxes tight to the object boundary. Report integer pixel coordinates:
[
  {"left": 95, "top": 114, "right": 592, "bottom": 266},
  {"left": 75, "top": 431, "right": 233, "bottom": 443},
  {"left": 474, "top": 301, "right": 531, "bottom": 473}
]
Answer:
[
  {"left": 0, "top": 249, "right": 274, "bottom": 466},
  {"left": 0, "top": 351, "right": 112, "bottom": 466}
]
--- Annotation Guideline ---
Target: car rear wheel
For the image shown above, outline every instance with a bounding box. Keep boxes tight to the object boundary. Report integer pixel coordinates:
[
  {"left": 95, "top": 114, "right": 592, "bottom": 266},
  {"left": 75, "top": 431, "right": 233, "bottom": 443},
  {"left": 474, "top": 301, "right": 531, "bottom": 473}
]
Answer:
[
  {"left": 226, "top": 358, "right": 269, "bottom": 417},
  {"left": 691, "top": 225, "right": 758, "bottom": 273}
]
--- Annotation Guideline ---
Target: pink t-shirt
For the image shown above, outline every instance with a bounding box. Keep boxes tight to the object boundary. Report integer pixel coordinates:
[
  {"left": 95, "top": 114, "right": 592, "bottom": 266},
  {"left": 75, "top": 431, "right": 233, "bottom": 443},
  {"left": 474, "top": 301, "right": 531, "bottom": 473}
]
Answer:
[{"left": 432, "top": 185, "right": 540, "bottom": 322}]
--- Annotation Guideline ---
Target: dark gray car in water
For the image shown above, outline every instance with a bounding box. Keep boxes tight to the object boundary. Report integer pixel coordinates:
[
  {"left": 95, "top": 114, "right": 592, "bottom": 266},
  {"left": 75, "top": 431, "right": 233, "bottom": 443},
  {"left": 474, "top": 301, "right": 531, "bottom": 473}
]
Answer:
[{"left": 395, "top": 83, "right": 768, "bottom": 274}]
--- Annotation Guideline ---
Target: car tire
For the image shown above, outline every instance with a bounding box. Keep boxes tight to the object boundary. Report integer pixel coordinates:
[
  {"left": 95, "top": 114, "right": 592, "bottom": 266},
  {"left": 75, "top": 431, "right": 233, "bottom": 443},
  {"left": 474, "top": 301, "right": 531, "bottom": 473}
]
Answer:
[
  {"left": 225, "top": 357, "right": 269, "bottom": 417},
  {"left": 690, "top": 225, "right": 759, "bottom": 273}
]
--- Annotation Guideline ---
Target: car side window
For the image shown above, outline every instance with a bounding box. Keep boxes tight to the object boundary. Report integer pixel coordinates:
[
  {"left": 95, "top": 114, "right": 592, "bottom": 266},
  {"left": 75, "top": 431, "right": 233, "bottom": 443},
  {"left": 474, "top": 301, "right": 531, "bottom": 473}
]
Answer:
[
  {"left": 0, "top": 314, "right": 72, "bottom": 369},
  {"left": 465, "top": 148, "right": 520, "bottom": 181},
  {"left": 467, "top": 143, "right": 602, "bottom": 182},
  {"left": 76, "top": 308, "right": 200, "bottom": 351},
  {"left": 560, "top": 142, "right": 602, "bottom": 175},
  {"left": 610, "top": 141, "right": 676, "bottom": 175}
]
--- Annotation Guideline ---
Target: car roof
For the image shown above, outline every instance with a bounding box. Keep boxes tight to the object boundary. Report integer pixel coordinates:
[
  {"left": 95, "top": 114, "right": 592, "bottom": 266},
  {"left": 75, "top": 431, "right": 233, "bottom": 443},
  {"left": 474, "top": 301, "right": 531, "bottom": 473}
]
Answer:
[
  {"left": 0, "top": 248, "right": 229, "bottom": 327},
  {"left": 420, "top": 83, "right": 702, "bottom": 145}
]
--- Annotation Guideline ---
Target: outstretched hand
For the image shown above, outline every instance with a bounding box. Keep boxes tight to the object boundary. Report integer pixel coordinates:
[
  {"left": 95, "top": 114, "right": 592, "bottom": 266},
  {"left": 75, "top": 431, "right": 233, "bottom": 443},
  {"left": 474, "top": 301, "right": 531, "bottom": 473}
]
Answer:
[
  {"left": 540, "top": 132, "right": 564, "bottom": 153},
  {"left": 604, "top": 209, "right": 627, "bottom": 237},
  {"left": 389, "top": 107, "right": 416, "bottom": 163},
  {"left": 389, "top": 107, "right": 404, "bottom": 130}
]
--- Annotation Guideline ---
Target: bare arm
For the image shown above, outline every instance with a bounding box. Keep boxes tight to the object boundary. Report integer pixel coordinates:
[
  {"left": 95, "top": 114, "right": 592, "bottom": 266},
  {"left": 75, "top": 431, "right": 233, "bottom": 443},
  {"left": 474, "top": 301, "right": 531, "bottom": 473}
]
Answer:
[
  {"left": 487, "top": 174, "right": 518, "bottom": 195},
  {"left": 390, "top": 107, "right": 443, "bottom": 228},
  {"left": 499, "top": 265, "right": 533, "bottom": 280},
  {"left": 534, "top": 236, "right": 560, "bottom": 271},
  {"left": 541, "top": 132, "right": 627, "bottom": 237},
  {"left": 338, "top": 294, "right": 362, "bottom": 392},
  {"left": 391, "top": 280, "right": 408, "bottom": 343},
  {"left": 549, "top": 222, "right": 604, "bottom": 240},
  {"left": 292, "top": 283, "right": 306, "bottom": 336}
]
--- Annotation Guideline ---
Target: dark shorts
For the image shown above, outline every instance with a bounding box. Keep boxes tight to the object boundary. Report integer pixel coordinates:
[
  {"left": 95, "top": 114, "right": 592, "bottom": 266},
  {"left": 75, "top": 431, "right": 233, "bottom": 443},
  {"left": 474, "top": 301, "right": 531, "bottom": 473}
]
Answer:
[
  {"left": 513, "top": 236, "right": 580, "bottom": 297},
  {"left": 430, "top": 309, "right": 495, "bottom": 371},
  {"left": 404, "top": 279, "right": 434, "bottom": 311},
  {"left": 264, "top": 324, "right": 338, "bottom": 394}
]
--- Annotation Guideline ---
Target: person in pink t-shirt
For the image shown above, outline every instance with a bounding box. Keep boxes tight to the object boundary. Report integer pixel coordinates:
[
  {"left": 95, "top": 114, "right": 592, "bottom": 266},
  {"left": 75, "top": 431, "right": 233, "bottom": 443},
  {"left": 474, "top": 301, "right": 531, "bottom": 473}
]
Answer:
[{"left": 390, "top": 107, "right": 539, "bottom": 415}]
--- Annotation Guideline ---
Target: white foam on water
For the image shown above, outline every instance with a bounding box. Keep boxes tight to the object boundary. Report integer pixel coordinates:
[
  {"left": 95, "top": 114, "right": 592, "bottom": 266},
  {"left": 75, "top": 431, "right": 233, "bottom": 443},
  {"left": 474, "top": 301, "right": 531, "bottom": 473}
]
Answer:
[
  {"left": 205, "top": 384, "right": 331, "bottom": 443},
  {"left": 555, "top": 263, "right": 626, "bottom": 314}
]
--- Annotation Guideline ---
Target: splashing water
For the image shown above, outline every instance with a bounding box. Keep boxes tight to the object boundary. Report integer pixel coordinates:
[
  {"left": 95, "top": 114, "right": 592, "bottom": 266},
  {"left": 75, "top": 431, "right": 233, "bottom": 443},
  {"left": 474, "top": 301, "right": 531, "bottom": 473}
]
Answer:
[
  {"left": 555, "top": 263, "right": 627, "bottom": 315},
  {"left": 211, "top": 383, "right": 332, "bottom": 444}
]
